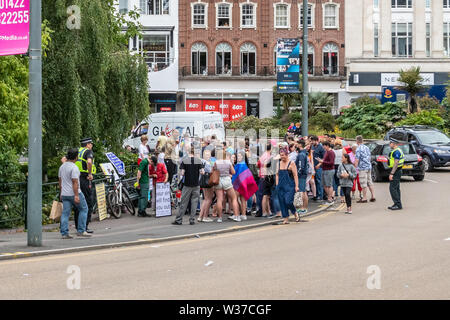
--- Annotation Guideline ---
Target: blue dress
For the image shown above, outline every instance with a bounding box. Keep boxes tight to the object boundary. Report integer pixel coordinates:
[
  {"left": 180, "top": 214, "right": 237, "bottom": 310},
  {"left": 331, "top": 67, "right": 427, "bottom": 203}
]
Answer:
[{"left": 277, "top": 162, "right": 296, "bottom": 218}]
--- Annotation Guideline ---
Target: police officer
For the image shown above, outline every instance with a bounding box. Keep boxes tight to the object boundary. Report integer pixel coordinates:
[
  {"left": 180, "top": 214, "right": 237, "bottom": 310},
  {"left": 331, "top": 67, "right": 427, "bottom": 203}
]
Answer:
[
  {"left": 388, "top": 138, "right": 404, "bottom": 211},
  {"left": 75, "top": 138, "right": 96, "bottom": 232}
]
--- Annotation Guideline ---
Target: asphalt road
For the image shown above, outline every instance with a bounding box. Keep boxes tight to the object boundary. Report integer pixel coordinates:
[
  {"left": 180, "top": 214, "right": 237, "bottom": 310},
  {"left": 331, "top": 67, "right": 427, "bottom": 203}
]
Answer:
[{"left": 1, "top": 169, "right": 449, "bottom": 300}]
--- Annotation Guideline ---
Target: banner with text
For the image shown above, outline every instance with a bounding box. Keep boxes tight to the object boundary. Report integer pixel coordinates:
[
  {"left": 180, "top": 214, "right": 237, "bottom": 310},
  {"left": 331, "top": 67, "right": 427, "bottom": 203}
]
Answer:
[
  {"left": 186, "top": 100, "right": 247, "bottom": 122},
  {"left": 0, "top": 0, "right": 30, "bottom": 56},
  {"left": 276, "top": 38, "right": 300, "bottom": 93},
  {"left": 156, "top": 183, "right": 172, "bottom": 218}
]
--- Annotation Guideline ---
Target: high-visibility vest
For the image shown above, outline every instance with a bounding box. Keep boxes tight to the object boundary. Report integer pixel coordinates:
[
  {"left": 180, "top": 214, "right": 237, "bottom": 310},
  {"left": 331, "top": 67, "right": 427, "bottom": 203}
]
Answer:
[
  {"left": 388, "top": 147, "right": 405, "bottom": 168},
  {"left": 75, "top": 147, "right": 97, "bottom": 174}
]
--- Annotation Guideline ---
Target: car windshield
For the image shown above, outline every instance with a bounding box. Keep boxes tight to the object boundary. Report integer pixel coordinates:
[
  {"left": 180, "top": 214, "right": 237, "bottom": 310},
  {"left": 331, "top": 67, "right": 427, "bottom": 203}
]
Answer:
[
  {"left": 382, "top": 144, "right": 415, "bottom": 155},
  {"left": 416, "top": 131, "right": 450, "bottom": 145}
]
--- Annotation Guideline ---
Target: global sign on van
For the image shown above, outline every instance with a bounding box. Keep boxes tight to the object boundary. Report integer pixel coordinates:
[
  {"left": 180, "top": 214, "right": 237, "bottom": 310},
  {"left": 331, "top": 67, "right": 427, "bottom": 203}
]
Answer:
[{"left": 123, "top": 112, "right": 225, "bottom": 151}]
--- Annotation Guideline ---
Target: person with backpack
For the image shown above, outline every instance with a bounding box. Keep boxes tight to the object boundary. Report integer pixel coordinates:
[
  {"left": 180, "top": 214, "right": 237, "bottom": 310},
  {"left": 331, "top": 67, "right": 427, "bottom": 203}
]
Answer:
[{"left": 295, "top": 140, "right": 309, "bottom": 214}]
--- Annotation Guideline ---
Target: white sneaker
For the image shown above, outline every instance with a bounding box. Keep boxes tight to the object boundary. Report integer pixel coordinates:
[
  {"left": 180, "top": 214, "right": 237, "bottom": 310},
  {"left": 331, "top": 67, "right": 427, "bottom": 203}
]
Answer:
[
  {"left": 240, "top": 215, "right": 247, "bottom": 221},
  {"left": 197, "top": 218, "right": 203, "bottom": 222},
  {"left": 203, "top": 218, "right": 213, "bottom": 223},
  {"left": 232, "top": 216, "right": 241, "bottom": 222},
  {"left": 76, "top": 231, "right": 92, "bottom": 237},
  {"left": 217, "top": 218, "right": 222, "bottom": 223},
  {"left": 228, "top": 215, "right": 236, "bottom": 220}
]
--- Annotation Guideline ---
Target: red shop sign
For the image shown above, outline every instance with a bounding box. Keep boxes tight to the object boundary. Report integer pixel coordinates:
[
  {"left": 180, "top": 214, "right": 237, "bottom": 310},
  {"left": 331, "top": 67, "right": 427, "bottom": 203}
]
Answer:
[
  {"left": 227, "top": 100, "right": 247, "bottom": 121},
  {"left": 202, "top": 100, "right": 220, "bottom": 112},
  {"left": 186, "top": 100, "right": 202, "bottom": 111}
]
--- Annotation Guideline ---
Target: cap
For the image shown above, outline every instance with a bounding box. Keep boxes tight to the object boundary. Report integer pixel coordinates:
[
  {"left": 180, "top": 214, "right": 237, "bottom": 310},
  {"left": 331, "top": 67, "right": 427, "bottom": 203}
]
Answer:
[
  {"left": 389, "top": 137, "right": 400, "bottom": 144},
  {"left": 80, "top": 137, "right": 93, "bottom": 145}
]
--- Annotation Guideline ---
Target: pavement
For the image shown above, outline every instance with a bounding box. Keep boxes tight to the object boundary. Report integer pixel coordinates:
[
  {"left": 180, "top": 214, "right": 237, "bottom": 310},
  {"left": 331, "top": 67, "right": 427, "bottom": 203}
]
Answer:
[
  {"left": 0, "top": 197, "right": 331, "bottom": 260},
  {"left": 1, "top": 169, "right": 449, "bottom": 299}
]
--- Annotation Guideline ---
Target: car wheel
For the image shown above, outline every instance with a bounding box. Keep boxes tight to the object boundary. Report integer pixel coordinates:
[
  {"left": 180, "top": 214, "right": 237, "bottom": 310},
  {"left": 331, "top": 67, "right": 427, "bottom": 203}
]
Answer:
[
  {"left": 371, "top": 166, "right": 383, "bottom": 182},
  {"left": 423, "top": 155, "right": 434, "bottom": 172},
  {"left": 413, "top": 175, "right": 425, "bottom": 181}
]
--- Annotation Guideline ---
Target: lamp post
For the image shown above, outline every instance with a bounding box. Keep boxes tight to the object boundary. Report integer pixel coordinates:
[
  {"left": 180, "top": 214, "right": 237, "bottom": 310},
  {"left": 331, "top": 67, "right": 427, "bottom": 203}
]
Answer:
[
  {"left": 27, "top": 0, "right": 43, "bottom": 246},
  {"left": 301, "top": 0, "right": 309, "bottom": 137}
]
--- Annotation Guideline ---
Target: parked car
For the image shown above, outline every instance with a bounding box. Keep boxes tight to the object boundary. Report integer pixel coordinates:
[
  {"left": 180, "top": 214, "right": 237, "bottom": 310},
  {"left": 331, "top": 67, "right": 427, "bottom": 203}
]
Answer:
[
  {"left": 385, "top": 125, "right": 450, "bottom": 172},
  {"left": 364, "top": 141, "right": 425, "bottom": 182}
]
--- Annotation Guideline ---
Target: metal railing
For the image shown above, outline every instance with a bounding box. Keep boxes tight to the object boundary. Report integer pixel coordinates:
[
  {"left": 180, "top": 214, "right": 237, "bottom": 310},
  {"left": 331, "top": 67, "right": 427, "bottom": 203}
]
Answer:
[
  {"left": 180, "top": 66, "right": 347, "bottom": 78},
  {"left": 0, "top": 164, "right": 140, "bottom": 228}
]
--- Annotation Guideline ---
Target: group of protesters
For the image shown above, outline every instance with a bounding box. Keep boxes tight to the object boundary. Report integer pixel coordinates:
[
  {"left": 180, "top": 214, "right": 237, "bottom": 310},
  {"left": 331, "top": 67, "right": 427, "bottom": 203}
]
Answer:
[{"left": 135, "top": 129, "right": 377, "bottom": 225}]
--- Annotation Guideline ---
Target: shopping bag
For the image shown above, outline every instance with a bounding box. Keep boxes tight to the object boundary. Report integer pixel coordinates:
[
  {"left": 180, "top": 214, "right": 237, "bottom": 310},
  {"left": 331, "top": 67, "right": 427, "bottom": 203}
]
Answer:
[
  {"left": 49, "top": 201, "right": 63, "bottom": 221},
  {"left": 294, "top": 192, "right": 303, "bottom": 209}
]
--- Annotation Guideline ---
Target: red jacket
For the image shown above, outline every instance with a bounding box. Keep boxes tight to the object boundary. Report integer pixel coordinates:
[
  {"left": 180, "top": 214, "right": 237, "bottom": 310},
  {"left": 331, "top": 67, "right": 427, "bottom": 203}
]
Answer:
[{"left": 149, "top": 163, "right": 168, "bottom": 183}]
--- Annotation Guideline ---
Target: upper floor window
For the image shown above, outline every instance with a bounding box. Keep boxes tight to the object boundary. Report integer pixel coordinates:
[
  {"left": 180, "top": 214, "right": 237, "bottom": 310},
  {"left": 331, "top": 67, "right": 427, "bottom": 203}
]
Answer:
[
  {"left": 444, "top": 22, "right": 450, "bottom": 56},
  {"left": 140, "top": 0, "right": 169, "bottom": 15},
  {"left": 374, "top": 23, "right": 379, "bottom": 57},
  {"left": 119, "top": 0, "right": 128, "bottom": 14},
  {"left": 192, "top": 3, "right": 207, "bottom": 28},
  {"left": 323, "top": 43, "right": 339, "bottom": 75},
  {"left": 323, "top": 3, "right": 338, "bottom": 28},
  {"left": 391, "top": 0, "right": 412, "bottom": 9},
  {"left": 426, "top": 0, "right": 431, "bottom": 9},
  {"left": 241, "top": 3, "right": 256, "bottom": 28},
  {"left": 274, "top": 3, "right": 290, "bottom": 28},
  {"left": 392, "top": 22, "right": 413, "bottom": 57},
  {"left": 445, "top": 0, "right": 450, "bottom": 8},
  {"left": 216, "top": 43, "right": 232, "bottom": 75},
  {"left": 141, "top": 34, "right": 172, "bottom": 72},
  {"left": 191, "top": 43, "right": 208, "bottom": 75},
  {"left": 299, "top": 4, "right": 314, "bottom": 28},
  {"left": 240, "top": 43, "right": 256, "bottom": 75},
  {"left": 217, "top": 3, "right": 231, "bottom": 28}
]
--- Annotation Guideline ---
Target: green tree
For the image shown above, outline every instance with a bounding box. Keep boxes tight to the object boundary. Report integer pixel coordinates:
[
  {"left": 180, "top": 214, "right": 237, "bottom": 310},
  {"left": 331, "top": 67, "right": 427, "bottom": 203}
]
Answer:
[
  {"left": 308, "top": 92, "right": 334, "bottom": 118},
  {"left": 396, "top": 67, "right": 425, "bottom": 114},
  {"left": 273, "top": 85, "right": 302, "bottom": 114},
  {"left": 42, "top": 0, "right": 148, "bottom": 171}
]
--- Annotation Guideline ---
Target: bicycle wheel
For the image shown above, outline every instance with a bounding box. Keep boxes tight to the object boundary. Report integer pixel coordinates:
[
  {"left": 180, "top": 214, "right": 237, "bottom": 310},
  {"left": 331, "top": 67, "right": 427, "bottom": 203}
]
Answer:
[
  {"left": 107, "top": 191, "right": 121, "bottom": 219},
  {"left": 122, "top": 189, "right": 136, "bottom": 216}
]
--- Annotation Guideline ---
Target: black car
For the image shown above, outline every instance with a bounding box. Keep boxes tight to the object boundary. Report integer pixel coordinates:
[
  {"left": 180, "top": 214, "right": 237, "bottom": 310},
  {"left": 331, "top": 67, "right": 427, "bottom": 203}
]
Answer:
[
  {"left": 364, "top": 141, "right": 425, "bottom": 182},
  {"left": 385, "top": 125, "right": 450, "bottom": 172}
]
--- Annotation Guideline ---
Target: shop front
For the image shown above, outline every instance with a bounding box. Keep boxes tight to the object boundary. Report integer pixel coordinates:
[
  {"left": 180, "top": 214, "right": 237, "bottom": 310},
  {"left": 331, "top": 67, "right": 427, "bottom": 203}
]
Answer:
[{"left": 150, "top": 93, "right": 177, "bottom": 112}]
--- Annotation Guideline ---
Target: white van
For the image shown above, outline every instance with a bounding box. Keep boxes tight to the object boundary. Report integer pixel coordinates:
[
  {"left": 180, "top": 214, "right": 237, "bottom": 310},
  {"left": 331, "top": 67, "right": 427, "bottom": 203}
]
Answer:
[{"left": 123, "top": 112, "right": 225, "bottom": 151}]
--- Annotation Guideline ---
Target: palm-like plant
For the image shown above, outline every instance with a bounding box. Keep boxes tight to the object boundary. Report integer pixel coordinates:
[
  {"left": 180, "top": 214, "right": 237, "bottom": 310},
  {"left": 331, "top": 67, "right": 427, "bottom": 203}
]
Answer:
[
  {"left": 396, "top": 67, "right": 424, "bottom": 114},
  {"left": 308, "top": 91, "right": 334, "bottom": 118},
  {"left": 273, "top": 85, "right": 302, "bottom": 113}
]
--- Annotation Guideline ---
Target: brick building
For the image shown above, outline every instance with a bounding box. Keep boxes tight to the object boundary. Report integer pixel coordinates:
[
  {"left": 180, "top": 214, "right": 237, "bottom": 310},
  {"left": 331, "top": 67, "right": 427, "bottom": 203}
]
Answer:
[{"left": 178, "top": 0, "right": 346, "bottom": 119}]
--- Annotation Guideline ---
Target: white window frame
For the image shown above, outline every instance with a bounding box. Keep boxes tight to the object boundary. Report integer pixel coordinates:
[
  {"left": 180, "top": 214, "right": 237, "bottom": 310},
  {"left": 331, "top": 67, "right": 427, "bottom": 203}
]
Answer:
[
  {"left": 322, "top": 2, "right": 340, "bottom": 30},
  {"left": 216, "top": 1, "right": 233, "bottom": 30},
  {"left": 191, "top": 42, "right": 208, "bottom": 75},
  {"left": 191, "top": 2, "right": 208, "bottom": 29},
  {"left": 445, "top": 0, "right": 450, "bottom": 9},
  {"left": 216, "top": 43, "right": 233, "bottom": 75},
  {"left": 391, "top": 0, "right": 413, "bottom": 9},
  {"left": 299, "top": 3, "right": 315, "bottom": 29},
  {"left": 444, "top": 22, "right": 450, "bottom": 57},
  {"left": 140, "top": 0, "right": 170, "bottom": 15},
  {"left": 274, "top": 2, "right": 291, "bottom": 29},
  {"left": 240, "top": 43, "right": 257, "bottom": 75},
  {"left": 240, "top": 1, "right": 257, "bottom": 30},
  {"left": 391, "top": 22, "right": 413, "bottom": 57},
  {"left": 322, "top": 42, "right": 339, "bottom": 76}
]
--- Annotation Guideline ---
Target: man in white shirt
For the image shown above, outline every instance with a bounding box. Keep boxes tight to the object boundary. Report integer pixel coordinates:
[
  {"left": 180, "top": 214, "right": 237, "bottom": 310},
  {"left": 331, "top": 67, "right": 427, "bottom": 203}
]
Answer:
[{"left": 58, "top": 148, "right": 91, "bottom": 238}]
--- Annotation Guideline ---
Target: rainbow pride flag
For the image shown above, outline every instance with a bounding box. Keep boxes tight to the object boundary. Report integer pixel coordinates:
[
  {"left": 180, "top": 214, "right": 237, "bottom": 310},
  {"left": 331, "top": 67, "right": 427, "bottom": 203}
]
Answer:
[{"left": 232, "top": 162, "right": 258, "bottom": 201}]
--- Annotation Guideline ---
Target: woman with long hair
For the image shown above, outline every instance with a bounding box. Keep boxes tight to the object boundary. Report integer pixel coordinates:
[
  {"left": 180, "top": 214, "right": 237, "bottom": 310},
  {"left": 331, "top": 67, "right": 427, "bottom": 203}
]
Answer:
[{"left": 198, "top": 149, "right": 214, "bottom": 222}]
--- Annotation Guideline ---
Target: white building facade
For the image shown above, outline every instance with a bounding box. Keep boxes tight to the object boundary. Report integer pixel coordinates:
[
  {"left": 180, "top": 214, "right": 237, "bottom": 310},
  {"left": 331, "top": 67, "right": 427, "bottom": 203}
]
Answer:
[
  {"left": 345, "top": 0, "right": 450, "bottom": 103},
  {"left": 119, "top": 0, "right": 180, "bottom": 112}
]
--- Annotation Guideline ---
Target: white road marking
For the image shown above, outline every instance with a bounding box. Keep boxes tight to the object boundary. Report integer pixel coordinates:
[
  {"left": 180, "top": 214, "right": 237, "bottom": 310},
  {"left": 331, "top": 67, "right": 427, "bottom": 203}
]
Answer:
[{"left": 424, "top": 179, "right": 439, "bottom": 184}]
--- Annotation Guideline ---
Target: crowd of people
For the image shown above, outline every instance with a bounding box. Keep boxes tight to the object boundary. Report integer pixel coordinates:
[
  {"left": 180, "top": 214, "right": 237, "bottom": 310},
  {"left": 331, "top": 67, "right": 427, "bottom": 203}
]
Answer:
[{"left": 135, "top": 130, "right": 378, "bottom": 225}]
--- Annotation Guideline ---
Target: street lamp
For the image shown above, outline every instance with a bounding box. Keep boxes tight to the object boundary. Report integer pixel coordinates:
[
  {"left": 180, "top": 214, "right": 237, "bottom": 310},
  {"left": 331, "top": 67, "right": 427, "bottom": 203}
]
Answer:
[
  {"left": 27, "top": 0, "right": 43, "bottom": 246},
  {"left": 301, "top": 0, "right": 309, "bottom": 137}
]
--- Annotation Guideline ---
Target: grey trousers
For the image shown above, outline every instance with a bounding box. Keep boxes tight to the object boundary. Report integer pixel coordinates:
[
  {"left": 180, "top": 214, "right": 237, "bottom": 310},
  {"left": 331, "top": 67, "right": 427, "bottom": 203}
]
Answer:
[{"left": 175, "top": 186, "right": 200, "bottom": 223}]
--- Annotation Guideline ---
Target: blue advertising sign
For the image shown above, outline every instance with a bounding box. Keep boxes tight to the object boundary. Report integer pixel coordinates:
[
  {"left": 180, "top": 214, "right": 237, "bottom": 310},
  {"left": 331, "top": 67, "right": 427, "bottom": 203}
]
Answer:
[
  {"left": 105, "top": 152, "right": 125, "bottom": 176},
  {"left": 276, "top": 38, "right": 300, "bottom": 93},
  {"left": 381, "top": 85, "right": 447, "bottom": 104}
]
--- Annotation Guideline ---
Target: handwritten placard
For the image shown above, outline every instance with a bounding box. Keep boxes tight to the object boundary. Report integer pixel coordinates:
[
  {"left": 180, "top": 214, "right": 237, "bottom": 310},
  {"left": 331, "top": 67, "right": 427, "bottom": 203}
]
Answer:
[
  {"left": 155, "top": 182, "right": 171, "bottom": 218},
  {"left": 95, "top": 183, "right": 108, "bottom": 221}
]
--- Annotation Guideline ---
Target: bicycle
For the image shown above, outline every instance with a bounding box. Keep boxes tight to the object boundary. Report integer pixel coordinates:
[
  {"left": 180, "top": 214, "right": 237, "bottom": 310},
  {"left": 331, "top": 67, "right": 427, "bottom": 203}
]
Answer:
[{"left": 106, "top": 174, "right": 136, "bottom": 219}]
